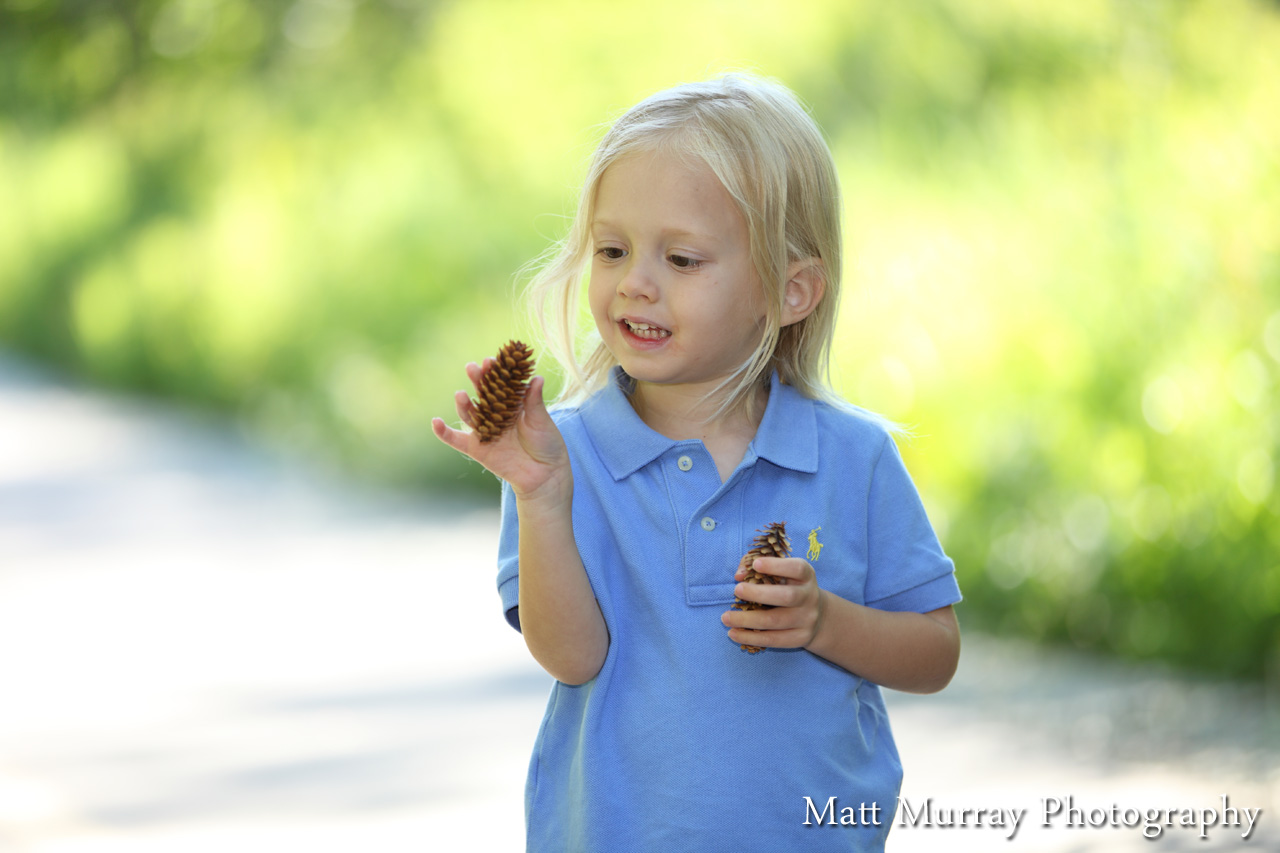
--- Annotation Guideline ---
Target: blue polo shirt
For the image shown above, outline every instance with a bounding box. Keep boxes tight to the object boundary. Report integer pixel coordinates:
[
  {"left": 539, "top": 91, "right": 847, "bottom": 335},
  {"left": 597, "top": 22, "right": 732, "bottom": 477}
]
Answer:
[{"left": 497, "top": 368, "right": 960, "bottom": 851}]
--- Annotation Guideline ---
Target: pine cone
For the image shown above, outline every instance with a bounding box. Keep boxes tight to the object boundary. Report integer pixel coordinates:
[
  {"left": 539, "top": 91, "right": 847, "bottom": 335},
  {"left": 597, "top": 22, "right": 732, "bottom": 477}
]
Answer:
[
  {"left": 471, "top": 340, "right": 535, "bottom": 443},
  {"left": 732, "top": 521, "right": 790, "bottom": 653}
]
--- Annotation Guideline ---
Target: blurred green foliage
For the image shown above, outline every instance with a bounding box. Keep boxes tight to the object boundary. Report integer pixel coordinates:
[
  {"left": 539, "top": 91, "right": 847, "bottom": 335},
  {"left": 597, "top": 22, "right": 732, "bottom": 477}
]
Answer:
[{"left": 2, "top": 0, "right": 1278, "bottom": 678}]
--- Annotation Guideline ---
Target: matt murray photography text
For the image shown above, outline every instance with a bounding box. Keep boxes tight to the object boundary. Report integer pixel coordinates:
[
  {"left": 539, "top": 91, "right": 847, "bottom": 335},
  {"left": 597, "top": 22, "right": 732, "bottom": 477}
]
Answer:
[{"left": 803, "top": 794, "right": 1263, "bottom": 841}]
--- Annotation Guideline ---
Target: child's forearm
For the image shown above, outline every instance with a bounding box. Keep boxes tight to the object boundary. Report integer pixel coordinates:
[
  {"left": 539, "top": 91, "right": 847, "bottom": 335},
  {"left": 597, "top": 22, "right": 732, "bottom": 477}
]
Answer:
[
  {"left": 516, "top": 488, "right": 609, "bottom": 685},
  {"left": 804, "top": 597, "right": 959, "bottom": 694}
]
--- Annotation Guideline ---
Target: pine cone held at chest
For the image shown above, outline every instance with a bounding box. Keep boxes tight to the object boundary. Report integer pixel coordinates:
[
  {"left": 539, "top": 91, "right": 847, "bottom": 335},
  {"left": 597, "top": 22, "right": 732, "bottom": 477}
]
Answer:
[{"left": 731, "top": 521, "right": 791, "bottom": 654}]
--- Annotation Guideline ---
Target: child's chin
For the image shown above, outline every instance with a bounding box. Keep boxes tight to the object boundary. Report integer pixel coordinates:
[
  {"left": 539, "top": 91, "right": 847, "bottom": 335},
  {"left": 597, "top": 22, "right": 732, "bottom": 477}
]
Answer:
[{"left": 616, "top": 361, "right": 673, "bottom": 384}]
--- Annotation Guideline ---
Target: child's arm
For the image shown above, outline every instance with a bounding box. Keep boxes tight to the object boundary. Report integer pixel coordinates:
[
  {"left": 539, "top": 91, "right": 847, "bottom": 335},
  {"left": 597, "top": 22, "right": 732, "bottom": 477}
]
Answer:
[
  {"left": 433, "top": 365, "right": 609, "bottom": 685},
  {"left": 512, "top": 469, "right": 609, "bottom": 686},
  {"left": 720, "top": 557, "right": 959, "bottom": 693}
]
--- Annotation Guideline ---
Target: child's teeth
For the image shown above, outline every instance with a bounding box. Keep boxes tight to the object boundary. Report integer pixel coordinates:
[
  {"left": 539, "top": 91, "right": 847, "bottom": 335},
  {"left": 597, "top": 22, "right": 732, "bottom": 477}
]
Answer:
[{"left": 625, "top": 320, "right": 669, "bottom": 339}]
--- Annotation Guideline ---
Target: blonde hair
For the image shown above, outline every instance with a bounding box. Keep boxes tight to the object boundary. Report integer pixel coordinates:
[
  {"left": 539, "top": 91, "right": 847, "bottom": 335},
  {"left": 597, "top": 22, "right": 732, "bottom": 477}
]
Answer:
[{"left": 527, "top": 72, "right": 844, "bottom": 418}]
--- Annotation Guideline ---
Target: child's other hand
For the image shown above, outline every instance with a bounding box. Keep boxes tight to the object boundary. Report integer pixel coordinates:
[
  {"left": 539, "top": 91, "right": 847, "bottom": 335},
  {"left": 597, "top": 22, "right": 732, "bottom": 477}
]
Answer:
[
  {"left": 720, "top": 557, "right": 827, "bottom": 651},
  {"left": 432, "top": 360, "right": 571, "bottom": 505}
]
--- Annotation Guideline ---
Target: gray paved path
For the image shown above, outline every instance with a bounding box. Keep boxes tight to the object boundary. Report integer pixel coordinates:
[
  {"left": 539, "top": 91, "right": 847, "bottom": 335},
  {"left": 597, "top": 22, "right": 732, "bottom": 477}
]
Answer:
[{"left": 0, "top": 355, "right": 1275, "bottom": 852}]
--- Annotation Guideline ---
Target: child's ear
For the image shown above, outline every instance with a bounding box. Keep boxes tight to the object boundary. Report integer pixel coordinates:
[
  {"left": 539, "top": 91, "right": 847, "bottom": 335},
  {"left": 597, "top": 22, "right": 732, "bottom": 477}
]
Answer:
[{"left": 781, "top": 258, "right": 825, "bottom": 327}]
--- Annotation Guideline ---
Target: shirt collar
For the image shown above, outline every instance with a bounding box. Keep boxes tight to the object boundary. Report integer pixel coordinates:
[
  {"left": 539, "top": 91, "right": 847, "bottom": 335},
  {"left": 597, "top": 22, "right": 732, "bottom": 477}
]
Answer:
[
  {"left": 753, "top": 370, "right": 819, "bottom": 473},
  {"left": 579, "top": 367, "right": 818, "bottom": 480}
]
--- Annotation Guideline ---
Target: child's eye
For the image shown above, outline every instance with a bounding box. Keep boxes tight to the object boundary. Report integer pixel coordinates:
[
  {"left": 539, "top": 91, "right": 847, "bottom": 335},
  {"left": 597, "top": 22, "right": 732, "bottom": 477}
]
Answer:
[
  {"left": 596, "top": 247, "right": 626, "bottom": 261},
  {"left": 669, "top": 254, "right": 702, "bottom": 270}
]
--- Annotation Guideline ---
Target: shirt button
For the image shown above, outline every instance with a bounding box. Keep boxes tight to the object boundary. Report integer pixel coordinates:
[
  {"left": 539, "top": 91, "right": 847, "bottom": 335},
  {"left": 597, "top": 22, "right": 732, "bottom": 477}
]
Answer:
[
  {"left": 700, "top": 517, "right": 716, "bottom": 531},
  {"left": 677, "top": 455, "right": 693, "bottom": 471}
]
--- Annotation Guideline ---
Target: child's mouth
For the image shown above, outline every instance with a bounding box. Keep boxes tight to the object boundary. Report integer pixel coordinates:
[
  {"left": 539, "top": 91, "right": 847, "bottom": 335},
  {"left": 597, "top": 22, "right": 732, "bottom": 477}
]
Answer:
[{"left": 622, "top": 319, "right": 671, "bottom": 341}]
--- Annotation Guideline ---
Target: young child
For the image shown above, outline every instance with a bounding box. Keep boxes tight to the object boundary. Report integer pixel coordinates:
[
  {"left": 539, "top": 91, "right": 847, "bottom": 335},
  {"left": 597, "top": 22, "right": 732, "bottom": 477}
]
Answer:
[{"left": 432, "top": 73, "right": 961, "bottom": 851}]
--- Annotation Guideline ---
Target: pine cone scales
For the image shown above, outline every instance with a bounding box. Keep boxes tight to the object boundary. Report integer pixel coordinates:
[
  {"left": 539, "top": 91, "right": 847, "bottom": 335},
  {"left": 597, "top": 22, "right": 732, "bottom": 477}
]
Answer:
[
  {"left": 732, "top": 521, "right": 791, "bottom": 654},
  {"left": 471, "top": 340, "right": 535, "bottom": 442}
]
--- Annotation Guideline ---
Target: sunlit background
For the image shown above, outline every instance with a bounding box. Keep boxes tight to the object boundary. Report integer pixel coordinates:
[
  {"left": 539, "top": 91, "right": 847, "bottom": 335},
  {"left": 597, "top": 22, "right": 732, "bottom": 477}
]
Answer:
[{"left": 2, "top": 0, "right": 1279, "bottom": 849}]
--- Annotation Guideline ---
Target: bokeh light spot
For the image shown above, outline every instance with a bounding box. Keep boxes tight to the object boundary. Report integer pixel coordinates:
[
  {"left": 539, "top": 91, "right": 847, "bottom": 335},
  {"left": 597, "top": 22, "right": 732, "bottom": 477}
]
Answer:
[{"left": 1142, "top": 375, "right": 1184, "bottom": 434}]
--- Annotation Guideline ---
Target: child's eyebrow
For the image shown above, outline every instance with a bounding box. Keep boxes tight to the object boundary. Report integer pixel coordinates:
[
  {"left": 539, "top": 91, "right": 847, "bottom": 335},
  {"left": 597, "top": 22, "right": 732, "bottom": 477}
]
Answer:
[{"left": 591, "top": 219, "right": 718, "bottom": 244}]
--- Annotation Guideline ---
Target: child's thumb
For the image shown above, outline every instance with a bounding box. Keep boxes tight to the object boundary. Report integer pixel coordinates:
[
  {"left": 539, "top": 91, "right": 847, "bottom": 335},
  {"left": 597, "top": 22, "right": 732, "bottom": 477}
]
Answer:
[{"left": 522, "top": 375, "right": 552, "bottom": 426}]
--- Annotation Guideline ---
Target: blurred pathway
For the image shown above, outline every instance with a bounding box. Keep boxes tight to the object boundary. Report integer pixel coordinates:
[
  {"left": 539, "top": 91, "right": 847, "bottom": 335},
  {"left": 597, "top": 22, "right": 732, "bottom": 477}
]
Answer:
[{"left": 0, "top": 354, "right": 1276, "bottom": 852}]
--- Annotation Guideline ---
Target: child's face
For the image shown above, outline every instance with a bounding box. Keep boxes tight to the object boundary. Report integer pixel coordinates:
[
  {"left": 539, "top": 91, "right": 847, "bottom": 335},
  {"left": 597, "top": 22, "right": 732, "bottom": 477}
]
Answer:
[{"left": 588, "top": 149, "right": 768, "bottom": 398}]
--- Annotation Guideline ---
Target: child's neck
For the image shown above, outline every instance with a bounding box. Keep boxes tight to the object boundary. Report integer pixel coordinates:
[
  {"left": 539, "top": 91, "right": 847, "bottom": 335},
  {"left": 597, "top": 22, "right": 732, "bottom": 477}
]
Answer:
[{"left": 629, "top": 381, "right": 768, "bottom": 483}]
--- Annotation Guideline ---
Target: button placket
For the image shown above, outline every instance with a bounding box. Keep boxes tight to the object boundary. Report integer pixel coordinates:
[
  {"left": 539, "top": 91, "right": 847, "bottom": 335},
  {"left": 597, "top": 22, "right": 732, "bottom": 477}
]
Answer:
[{"left": 661, "top": 444, "right": 735, "bottom": 604}]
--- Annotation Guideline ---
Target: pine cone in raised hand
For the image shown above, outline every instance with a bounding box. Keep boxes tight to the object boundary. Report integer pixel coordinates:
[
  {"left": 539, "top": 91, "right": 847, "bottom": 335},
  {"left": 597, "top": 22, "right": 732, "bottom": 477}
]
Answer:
[
  {"left": 731, "top": 521, "right": 791, "bottom": 654},
  {"left": 471, "top": 340, "right": 535, "bottom": 442}
]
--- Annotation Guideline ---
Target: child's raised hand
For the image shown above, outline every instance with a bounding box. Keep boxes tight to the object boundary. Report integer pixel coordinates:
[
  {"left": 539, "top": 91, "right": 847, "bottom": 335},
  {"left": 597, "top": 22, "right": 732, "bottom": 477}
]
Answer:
[
  {"left": 432, "top": 359, "right": 571, "bottom": 504},
  {"left": 721, "top": 557, "right": 827, "bottom": 651}
]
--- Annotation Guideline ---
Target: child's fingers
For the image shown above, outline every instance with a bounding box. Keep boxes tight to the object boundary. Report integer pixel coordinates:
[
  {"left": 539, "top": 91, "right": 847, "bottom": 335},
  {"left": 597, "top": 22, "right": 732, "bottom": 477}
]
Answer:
[
  {"left": 733, "top": 563, "right": 784, "bottom": 582},
  {"left": 722, "top": 604, "right": 787, "bottom": 631},
  {"left": 724, "top": 556, "right": 823, "bottom": 650},
  {"left": 453, "top": 389, "right": 477, "bottom": 427},
  {"left": 722, "top": 604, "right": 807, "bottom": 645},
  {"left": 748, "top": 556, "right": 812, "bottom": 582},
  {"left": 465, "top": 358, "right": 493, "bottom": 390},
  {"left": 726, "top": 625, "right": 810, "bottom": 650},
  {"left": 431, "top": 416, "right": 471, "bottom": 454},
  {"left": 723, "top": 595, "right": 820, "bottom": 650},
  {"left": 733, "top": 579, "right": 803, "bottom": 609}
]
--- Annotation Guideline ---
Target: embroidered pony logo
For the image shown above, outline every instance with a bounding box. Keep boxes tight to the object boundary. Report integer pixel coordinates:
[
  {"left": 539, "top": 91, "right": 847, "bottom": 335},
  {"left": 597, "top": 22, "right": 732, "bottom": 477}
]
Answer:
[{"left": 807, "top": 527, "right": 824, "bottom": 562}]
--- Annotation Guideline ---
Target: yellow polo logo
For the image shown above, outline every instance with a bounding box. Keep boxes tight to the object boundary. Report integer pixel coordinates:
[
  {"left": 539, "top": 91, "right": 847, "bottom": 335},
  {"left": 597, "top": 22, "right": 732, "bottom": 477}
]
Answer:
[{"left": 807, "top": 527, "right": 823, "bottom": 562}]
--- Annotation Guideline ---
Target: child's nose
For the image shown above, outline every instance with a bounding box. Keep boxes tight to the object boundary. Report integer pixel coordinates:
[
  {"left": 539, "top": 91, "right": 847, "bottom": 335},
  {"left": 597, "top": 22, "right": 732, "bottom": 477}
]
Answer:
[{"left": 617, "top": 259, "right": 658, "bottom": 301}]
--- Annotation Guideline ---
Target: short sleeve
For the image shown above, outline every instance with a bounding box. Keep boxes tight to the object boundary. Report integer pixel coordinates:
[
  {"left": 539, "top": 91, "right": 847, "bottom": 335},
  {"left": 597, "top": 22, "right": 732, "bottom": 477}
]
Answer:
[
  {"left": 496, "top": 480, "right": 522, "bottom": 631},
  {"left": 863, "top": 437, "right": 961, "bottom": 613}
]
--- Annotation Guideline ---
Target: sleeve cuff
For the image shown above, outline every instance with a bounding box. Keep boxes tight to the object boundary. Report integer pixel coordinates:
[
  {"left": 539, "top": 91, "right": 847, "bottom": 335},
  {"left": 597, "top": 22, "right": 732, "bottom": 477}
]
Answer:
[
  {"left": 498, "top": 574, "right": 521, "bottom": 632},
  {"left": 866, "top": 571, "right": 961, "bottom": 614}
]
